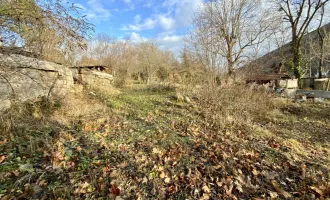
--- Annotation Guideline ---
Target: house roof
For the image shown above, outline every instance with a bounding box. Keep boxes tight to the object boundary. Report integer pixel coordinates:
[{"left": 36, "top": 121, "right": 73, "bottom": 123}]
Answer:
[{"left": 71, "top": 65, "right": 108, "bottom": 70}]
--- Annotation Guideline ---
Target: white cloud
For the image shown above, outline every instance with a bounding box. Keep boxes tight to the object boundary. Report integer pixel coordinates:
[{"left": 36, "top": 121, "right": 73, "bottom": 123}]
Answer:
[
  {"left": 143, "top": 1, "right": 153, "bottom": 8},
  {"left": 121, "top": 17, "right": 157, "bottom": 31},
  {"left": 165, "top": 0, "right": 203, "bottom": 27},
  {"left": 121, "top": 0, "right": 202, "bottom": 32},
  {"left": 77, "top": 0, "right": 110, "bottom": 21},
  {"left": 158, "top": 15, "right": 175, "bottom": 31},
  {"left": 121, "top": 0, "right": 135, "bottom": 11},
  {"left": 156, "top": 34, "right": 184, "bottom": 54},
  {"left": 121, "top": 14, "right": 175, "bottom": 32},
  {"left": 128, "top": 32, "right": 184, "bottom": 54},
  {"left": 129, "top": 32, "right": 147, "bottom": 43},
  {"left": 134, "top": 15, "right": 141, "bottom": 24},
  {"left": 119, "top": 0, "right": 202, "bottom": 55}
]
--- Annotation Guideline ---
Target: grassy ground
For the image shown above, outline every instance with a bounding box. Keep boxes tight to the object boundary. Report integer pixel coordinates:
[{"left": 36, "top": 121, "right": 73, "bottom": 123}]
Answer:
[{"left": 0, "top": 84, "right": 330, "bottom": 199}]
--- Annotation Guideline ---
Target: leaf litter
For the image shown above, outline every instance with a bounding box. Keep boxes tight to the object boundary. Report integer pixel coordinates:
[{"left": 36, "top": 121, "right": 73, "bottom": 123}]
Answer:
[{"left": 0, "top": 86, "right": 329, "bottom": 199}]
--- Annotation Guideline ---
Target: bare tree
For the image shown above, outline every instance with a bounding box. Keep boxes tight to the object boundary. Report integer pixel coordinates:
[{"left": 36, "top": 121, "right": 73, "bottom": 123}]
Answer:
[
  {"left": 273, "top": 0, "right": 330, "bottom": 78},
  {"left": 316, "top": 5, "right": 329, "bottom": 78},
  {"left": 0, "top": 0, "right": 94, "bottom": 60},
  {"left": 79, "top": 35, "right": 178, "bottom": 85},
  {"left": 137, "top": 41, "right": 161, "bottom": 84},
  {"left": 191, "top": 0, "right": 272, "bottom": 76}
]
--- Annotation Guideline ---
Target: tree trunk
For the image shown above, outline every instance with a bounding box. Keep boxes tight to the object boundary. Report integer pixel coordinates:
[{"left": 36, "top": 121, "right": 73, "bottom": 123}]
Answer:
[
  {"left": 228, "top": 61, "right": 234, "bottom": 76},
  {"left": 318, "top": 53, "right": 324, "bottom": 78},
  {"left": 292, "top": 39, "right": 303, "bottom": 79},
  {"left": 227, "top": 42, "right": 234, "bottom": 76},
  {"left": 146, "top": 76, "right": 150, "bottom": 85},
  {"left": 146, "top": 66, "right": 151, "bottom": 85},
  {"left": 318, "top": 36, "right": 325, "bottom": 78}
]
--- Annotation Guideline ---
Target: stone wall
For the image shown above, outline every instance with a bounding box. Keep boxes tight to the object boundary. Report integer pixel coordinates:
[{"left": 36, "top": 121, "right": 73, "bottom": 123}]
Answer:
[
  {"left": 71, "top": 68, "right": 114, "bottom": 87},
  {"left": 0, "top": 53, "right": 74, "bottom": 111}
]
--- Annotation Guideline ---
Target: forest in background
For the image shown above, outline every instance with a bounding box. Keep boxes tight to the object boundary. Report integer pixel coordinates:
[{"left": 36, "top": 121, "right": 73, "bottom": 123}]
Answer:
[{"left": 1, "top": 0, "right": 330, "bottom": 81}]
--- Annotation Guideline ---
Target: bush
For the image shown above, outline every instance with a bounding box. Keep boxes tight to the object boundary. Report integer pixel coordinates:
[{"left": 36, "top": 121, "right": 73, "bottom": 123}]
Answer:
[
  {"left": 114, "top": 69, "right": 128, "bottom": 87},
  {"left": 157, "top": 66, "right": 170, "bottom": 81},
  {"left": 189, "top": 84, "right": 273, "bottom": 128}
]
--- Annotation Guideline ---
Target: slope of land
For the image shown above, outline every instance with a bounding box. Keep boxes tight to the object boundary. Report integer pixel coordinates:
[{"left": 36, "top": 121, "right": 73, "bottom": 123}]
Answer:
[{"left": 0, "top": 84, "right": 330, "bottom": 199}]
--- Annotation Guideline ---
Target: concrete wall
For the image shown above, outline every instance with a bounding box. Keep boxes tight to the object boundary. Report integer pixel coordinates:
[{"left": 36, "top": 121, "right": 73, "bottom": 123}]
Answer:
[
  {"left": 314, "top": 78, "right": 330, "bottom": 90},
  {"left": 276, "top": 79, "right": 298, "bottom": 89},
  {"left": 296, "top": 90, "right": 330, "bottom": 99}
]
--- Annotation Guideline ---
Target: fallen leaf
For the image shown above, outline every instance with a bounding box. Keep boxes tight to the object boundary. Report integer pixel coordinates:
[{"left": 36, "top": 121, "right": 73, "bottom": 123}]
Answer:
[
  {"left": 1, "top": 195, "right": 10, "bottom": 200},
  {"left": 286, "top": 177, "right": 294, "bottom": 182},
  {"left": 269, "top": 191, "right": 279, "bottom": 198},
  {"left": 252, "top": 168, "right": 258, "bottom": 176},
  {"left": 38, "top": 180, "right": 48, "bottom": 186},
  {"left": 74, "top": 182, "right": 93, "bottom": 194},
  {"left": 271, "top": 180, "right": 291, "bottom": 199},
  {"left": 0, "top": 155, "right": 6, "bottom": 163},
  {"left": 164, "top": 177, "right": 171, "bottom": 183},
  {"left": 152, "top": 148, "right": 161, "bottom": 154},
  {"left": 202, "top": 185, "right": 211, "bottom": 193},
  {"left": 300, "top": 164, "right": 306, "bottom": 179},
  {"left": 0, "top": 138, "right": 7, "bottom": 145},
  {"left": 110, "top": 184, "right": 120, "bottom": 196},
  {"left": 117, "top": 162, "right": 128, "bottom": 168},
  {"left": 76, "top": 146, "right": 82, "bottom": 152},
  {"left": 142, "top": 177, "right": 148, "bottom": 184},
  {"left": 159, "top": 171, "right": 165, "bottom": 179},
  {"left": 225, "top": 183, "right": 234, "bottom": 196},
  {"left": 11, "top": 170, "right": 19, "bottom": 177},
  {"left": 157, "top": 166, "right": 164, "bottom": 171},
  {"left": 110, "top": 170, "right": 119, "bottom": 178},
  {"left": 66, "top": 161, "right": 75, "bottom": 169},
  {"left": 235, "top": 182, "right": 243, "bottom": 193},
  {"left": 310, "top": 186, "right": 323, "bottom": 196}
]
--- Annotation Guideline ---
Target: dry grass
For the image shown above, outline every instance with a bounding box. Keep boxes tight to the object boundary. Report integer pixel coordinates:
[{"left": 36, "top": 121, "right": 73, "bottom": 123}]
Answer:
[
  {"left": 1, "top": 83, "right": 330, "bottom": 199},
  {"left": 191, "top": 83, "right": 273, "bottom": 128},
  {"left": 51, "top": 86, "right": 110, "bottom": 126}
]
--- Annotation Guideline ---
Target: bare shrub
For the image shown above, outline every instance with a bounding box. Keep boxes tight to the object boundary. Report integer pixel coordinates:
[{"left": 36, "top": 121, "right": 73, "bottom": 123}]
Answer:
[
  {"left": 193, "top": 84, "right": 273, "bottom": 128},
  {"left": 51, "top": 88, "right": 109, "bottom": 125},
  {"left": 0, "top": 87, "right": 110, "bottom": 135},
  {"left": 114, "top": 69, "right": 128, "bottom": 88},
  {"left": 0, "top": 97, "right": 57, "bottom": 137}
]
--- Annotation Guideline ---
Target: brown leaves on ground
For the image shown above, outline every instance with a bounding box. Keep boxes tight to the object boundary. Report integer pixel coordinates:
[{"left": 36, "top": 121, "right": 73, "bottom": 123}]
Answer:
[
  {"left": 271, "top": 180, "right": 292, "bottom": 199},
  {"left": 109, "top": 184, "right": 120, "bottom": 196},
  {"left": 1, "top": 86, "right": 330, "bottom": 199}
]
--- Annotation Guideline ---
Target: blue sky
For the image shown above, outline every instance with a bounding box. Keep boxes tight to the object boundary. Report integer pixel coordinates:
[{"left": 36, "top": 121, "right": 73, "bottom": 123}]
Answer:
[{"left": 71, "top": 0, "right": 204, "bottom": 54}]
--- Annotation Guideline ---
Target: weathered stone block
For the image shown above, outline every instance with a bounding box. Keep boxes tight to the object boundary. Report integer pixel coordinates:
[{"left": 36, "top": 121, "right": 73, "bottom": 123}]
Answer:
[{"left": 0, "top": 53, "right": 74, "bottom": 111}]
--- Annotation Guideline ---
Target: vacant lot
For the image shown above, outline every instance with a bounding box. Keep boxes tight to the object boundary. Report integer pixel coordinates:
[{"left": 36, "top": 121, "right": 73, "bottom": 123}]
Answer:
[{"left": 1, "top": 85, "right": 330, "bottom": 199}]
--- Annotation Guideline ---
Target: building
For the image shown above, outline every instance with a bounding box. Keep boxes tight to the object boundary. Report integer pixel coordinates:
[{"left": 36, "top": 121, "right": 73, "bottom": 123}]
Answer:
[{"left": 243, "top": 23, "right": 330, "bottom": 79}]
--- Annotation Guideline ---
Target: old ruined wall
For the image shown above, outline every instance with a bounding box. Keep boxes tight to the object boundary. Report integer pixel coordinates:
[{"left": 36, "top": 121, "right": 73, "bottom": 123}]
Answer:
[
  {"left": 0, "top": 53, "right": 74, "bottom": 111},
  {"left": 246, "top": 23, "right": 330, "bottom": 77},
  {"left": 71, "top": 68, "right": 114, "bottom": 87}
]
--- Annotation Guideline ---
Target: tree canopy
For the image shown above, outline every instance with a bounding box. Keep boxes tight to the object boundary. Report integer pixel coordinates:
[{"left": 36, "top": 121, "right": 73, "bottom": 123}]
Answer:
[{"left": 0, "top": 0, "right": 94, "bottom": 64}]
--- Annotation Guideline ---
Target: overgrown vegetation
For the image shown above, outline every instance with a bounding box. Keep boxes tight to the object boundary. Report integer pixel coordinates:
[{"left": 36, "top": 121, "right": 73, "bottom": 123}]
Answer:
[
  {"left": 1, "top": 84, "right": 330, "bottom": 199},
  {"left": 1, "top": 0, "right": 330, "bottom": 199}
]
